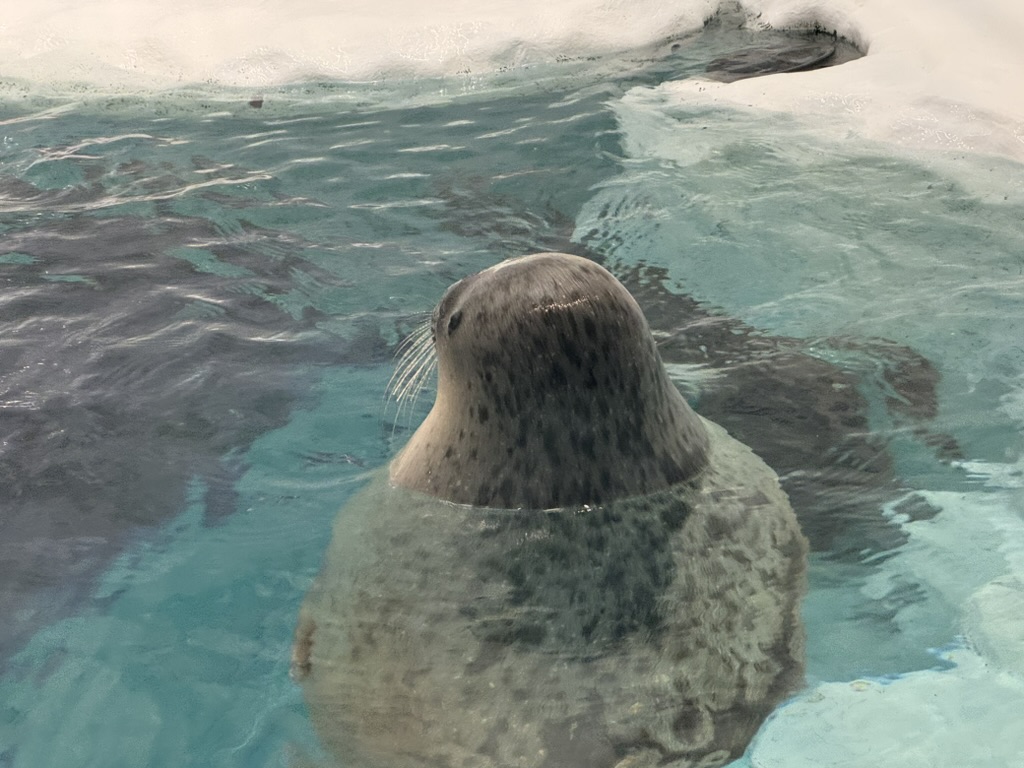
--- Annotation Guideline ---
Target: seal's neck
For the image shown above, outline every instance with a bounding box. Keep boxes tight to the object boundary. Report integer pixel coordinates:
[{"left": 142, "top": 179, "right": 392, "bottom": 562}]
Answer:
[{"left": 390, "top": 356, "right": 709, "bottom": 509}]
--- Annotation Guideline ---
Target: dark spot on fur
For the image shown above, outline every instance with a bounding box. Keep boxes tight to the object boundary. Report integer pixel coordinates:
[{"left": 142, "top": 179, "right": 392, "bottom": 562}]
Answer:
[
  {"left": 576, "top": 397, "right": 592, "bottom": 421},
  {"left": 558, "top": 332, "right": 583, "bottom": 369},
  {"left": 478, "top": 405, "right": 490, "bottom": 423},
  {"left": 498, "top": 477, "right": 515, "bottom": 501},
  {"left": 659, "top": 454, "right": 684, "bottom": 485},
  {"left": 517, "top": 488, "right": 535, "bottom": 509},
  {"left": 474, "top": 482, "right": 493, "bottom": 506},
  {"left": 671, "top": 703, "right": 705, "bottom": 744},
  {"left": 543, "top": 426, "right": 560, "bottom": 461},
  {"left": 464, "top": 641, "right": 503, "bottom": 674},
  {"left": 616, "top": 427, "right": 636, "bottom": 454},
  {"left": 550, "top": 361, "right": 567, "bottom": 388},
  {"left": 660, "top": 498, "right": 690, "bottom": 530}
]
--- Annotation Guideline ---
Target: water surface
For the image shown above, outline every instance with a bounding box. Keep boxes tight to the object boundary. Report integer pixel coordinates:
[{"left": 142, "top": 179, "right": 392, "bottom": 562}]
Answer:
[{"left": 2, "top": 19, "right": 1024, "bottom": 768}]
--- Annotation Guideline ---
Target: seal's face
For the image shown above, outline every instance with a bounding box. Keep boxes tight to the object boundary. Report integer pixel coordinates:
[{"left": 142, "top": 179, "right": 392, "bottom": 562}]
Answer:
[{"left": 390, "top": 252, "right": 710, "bottom": 509}]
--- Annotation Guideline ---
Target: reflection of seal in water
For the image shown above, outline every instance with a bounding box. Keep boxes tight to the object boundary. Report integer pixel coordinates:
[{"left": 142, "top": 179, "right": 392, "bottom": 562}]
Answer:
[{"left": 293, "top": 253, "right": 807, "bottom": 768}]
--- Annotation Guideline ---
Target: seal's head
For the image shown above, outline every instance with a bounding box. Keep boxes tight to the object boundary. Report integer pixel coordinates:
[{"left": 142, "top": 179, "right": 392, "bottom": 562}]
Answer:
[{"left": 389, "top": 252, "right": 710, "bottom": 508}]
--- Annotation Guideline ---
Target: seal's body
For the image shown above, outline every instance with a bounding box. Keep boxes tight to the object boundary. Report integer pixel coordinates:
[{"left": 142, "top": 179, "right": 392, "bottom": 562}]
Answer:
[{"left": 294, "top": 253, "right": 807, "bottom": 768}]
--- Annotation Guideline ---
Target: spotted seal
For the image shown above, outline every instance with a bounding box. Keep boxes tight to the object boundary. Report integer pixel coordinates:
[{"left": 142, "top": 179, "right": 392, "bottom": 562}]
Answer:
[
  {"left": 389, "top": 252, "right": 710, "bottom": 509},
  {"left": 293, "top": 252, "right": 808, "bottom": 768}
]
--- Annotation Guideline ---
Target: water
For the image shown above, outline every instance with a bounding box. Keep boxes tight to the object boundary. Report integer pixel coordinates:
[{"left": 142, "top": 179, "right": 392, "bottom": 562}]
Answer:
[{"left": 2, "top": 13, "right": 1024, "bottom": 768}]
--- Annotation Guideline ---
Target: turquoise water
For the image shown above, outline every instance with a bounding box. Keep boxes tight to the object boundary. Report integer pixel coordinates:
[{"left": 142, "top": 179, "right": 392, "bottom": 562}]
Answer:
[{"left": 2, "top": 24, "right": 1024, "bottom": 768}]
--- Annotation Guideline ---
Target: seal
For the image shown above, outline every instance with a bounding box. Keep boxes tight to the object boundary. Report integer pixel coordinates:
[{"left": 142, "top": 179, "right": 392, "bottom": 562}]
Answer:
[
  {"left": 389, "top": 252, "right": 710, "bottom": 509},
  {"left": 293, "top": 252, "right": 808, "bottom": 768}
]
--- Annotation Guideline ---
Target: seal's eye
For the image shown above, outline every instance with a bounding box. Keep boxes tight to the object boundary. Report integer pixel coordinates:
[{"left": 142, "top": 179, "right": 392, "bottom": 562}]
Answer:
[{"left": 447, "top": 310, "right": 463, "bottom": 336}]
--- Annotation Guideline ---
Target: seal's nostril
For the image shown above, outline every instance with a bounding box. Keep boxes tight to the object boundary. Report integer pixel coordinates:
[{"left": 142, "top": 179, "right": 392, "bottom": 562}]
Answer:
[{"left": 448, "top": 310, "right": 463, "bottom": 336}]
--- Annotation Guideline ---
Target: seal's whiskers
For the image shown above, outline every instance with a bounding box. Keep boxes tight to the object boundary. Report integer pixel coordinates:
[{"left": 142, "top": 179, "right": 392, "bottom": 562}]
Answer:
[
  {"left": 385, "top": 320, "right": 436, "bottom": 434},
  {"left": 391, "top": 324, "right": 435, "bottom": 404}
]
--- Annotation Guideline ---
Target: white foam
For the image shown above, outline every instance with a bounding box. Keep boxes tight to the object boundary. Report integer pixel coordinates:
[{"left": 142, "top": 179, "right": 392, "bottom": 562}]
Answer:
[
  {"left": 662, "top": 0, "right": 1024, "bottom": 168},
  {"left": 8, "top": 0, "right": 1024, "bottom": 182},
  {"left": 0, "top": 0, "right": 715, "bottom": 91}
]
